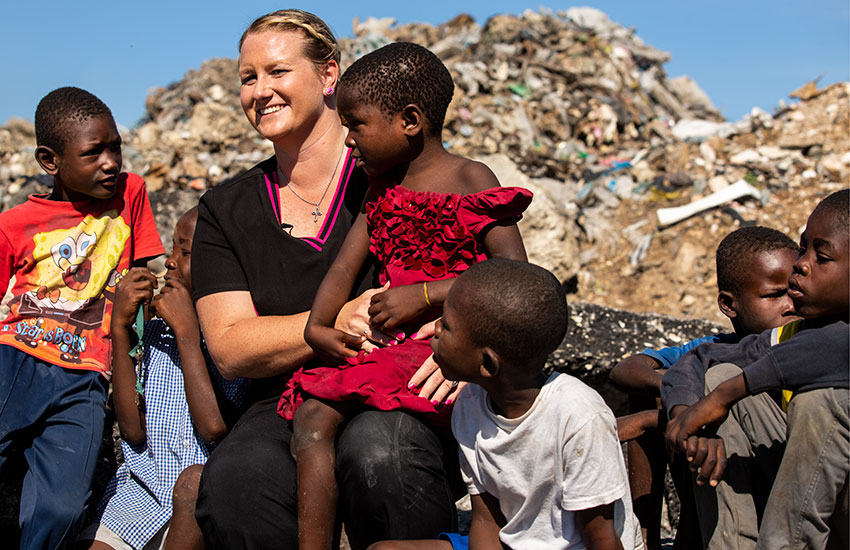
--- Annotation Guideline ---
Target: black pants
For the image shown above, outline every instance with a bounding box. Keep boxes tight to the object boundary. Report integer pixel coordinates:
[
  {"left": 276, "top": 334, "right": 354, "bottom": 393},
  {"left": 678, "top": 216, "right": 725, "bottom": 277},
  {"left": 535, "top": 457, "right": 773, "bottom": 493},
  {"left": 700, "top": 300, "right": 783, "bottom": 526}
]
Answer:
[{"left": 195, "top": 396, "right": 460, "bottom": 550}]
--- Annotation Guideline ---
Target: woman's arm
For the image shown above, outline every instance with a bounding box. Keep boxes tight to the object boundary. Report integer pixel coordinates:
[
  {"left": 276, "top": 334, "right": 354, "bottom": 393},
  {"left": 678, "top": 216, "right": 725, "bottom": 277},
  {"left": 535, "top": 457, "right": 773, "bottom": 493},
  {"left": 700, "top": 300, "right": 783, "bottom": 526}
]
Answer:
[
  {"left": 153, "top": 278, "right": 227, "bottom": 444},
  {"left": 111, "top": 268, "right": 157, "bottom": 446}
]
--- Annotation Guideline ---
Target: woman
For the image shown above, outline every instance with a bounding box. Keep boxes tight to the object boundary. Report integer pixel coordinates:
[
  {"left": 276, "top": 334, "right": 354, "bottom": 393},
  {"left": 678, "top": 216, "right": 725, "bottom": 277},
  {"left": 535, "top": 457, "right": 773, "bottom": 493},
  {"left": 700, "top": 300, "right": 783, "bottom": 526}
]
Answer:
[{"left": 191, "top": 10, "right": 461, "bottom": 550}]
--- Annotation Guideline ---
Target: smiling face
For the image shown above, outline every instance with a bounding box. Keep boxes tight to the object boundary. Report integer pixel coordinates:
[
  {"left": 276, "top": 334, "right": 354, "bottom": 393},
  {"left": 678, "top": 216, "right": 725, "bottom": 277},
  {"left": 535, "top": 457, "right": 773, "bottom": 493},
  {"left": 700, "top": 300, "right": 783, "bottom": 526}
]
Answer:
[
  {"left": 723, "top": 248, "right": 801, "bottom": 335},
  {"left": 51, "top": 115, "right": 122, "bottom": 202},
  {"left": 165, "top": 210, "right": 198, "bottom": 295},
  {"left": 337, "top": 87, "right": 410, "bottom": 177},
  {"left": 788, "top": 207, "right": 850, "bottom": 319},
  {"left": 238, "top": 30, "right": 335, "bottom": 145}
]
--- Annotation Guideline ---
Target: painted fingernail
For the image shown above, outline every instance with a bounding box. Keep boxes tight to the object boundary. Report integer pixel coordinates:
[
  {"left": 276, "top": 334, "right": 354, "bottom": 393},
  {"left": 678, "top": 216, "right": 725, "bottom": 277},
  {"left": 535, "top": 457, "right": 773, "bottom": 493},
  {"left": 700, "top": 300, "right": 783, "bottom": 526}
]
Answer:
[
  {"left": 431, "top": 399, "right": 439, "bottom": 406},
  {"left": 410, "top": 332, "right": 419, "bottom": 339},
  {"left": 445, "top": 399, "right": 453, "bottom": 405},
  {"left": 408, "top": 382, "right": 416, "bottom": 389},
  {"left": 389, "top": 340, "right": 398, "bottom": 346},
  {"left": 396, "top": 332, "right": 405, "bottom": 340}
]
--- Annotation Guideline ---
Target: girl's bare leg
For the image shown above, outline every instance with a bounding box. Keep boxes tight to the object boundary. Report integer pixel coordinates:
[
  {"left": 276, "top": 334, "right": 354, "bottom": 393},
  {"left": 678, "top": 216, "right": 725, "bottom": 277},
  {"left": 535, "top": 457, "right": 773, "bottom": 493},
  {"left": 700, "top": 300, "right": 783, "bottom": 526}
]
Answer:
[
  {"left": 163, "top": 464, "right": 205, "bottom": 550},
  {"left": 291, "top": 399, "right": 347, "bottom": 550}
]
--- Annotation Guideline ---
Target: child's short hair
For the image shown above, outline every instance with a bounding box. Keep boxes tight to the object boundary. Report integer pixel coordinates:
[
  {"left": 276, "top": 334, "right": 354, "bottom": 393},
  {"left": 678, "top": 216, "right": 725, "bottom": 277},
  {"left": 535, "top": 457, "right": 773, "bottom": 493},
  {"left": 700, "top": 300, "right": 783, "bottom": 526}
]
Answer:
[
  {"left": 239, "top": 9, "right": 339, "bottom": 67},
  {"left": 716, "top": 226, "right": 799, "bottom": 294},
  {"left": 813, "top": 189, "right": 849, "bottom": 232},
  {"left": 339, "top": 42, "right": 454, "bottom": 136},
  {"left": 35, "top": 87, "right": 113, "bottom": 154},
  {"left": 457, "top": 259, "right": 567, "bottom": 367}
]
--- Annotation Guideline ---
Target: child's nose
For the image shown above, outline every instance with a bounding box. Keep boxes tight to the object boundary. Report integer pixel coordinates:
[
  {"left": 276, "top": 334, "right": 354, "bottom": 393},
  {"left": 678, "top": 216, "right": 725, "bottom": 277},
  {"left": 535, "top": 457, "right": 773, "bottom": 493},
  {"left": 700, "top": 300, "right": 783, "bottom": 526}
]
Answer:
[{"left": 164, "top": 257, "right": 177, "bottom": 270}]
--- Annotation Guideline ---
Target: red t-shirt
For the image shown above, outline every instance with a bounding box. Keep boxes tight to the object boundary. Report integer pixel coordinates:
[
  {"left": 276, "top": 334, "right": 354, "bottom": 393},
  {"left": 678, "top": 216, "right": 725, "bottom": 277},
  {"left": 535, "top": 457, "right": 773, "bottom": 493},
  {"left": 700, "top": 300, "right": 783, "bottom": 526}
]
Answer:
[{"left": 0, "top": 173, "right": 164, "bottom": 376}]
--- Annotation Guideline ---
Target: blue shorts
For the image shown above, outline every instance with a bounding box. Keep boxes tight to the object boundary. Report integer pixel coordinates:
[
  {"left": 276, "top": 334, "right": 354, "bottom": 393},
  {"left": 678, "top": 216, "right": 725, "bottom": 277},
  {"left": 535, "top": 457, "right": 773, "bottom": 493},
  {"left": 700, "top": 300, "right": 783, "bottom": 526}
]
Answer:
[{"left": 438, "top": 533, "right": 469, "bottom": 550}]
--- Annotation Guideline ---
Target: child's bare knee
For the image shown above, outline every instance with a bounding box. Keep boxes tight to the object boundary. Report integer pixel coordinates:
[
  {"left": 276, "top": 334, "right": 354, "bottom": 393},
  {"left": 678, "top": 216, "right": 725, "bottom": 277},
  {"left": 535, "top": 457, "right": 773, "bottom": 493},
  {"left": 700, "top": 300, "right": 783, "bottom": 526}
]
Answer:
[
  {"left": 291, "top": 399, "right": 343, "bottom": 458},
  {"left": 172, "top": 464, "right": 204, "bottom": 507}
]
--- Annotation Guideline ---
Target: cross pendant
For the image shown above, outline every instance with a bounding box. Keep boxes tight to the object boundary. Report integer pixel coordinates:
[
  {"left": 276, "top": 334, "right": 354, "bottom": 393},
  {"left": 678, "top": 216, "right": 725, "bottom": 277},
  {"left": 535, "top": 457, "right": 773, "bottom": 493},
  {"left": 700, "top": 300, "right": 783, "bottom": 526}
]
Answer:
[{"left": 311, "top": 207, "right": 322, "bottom": 222}]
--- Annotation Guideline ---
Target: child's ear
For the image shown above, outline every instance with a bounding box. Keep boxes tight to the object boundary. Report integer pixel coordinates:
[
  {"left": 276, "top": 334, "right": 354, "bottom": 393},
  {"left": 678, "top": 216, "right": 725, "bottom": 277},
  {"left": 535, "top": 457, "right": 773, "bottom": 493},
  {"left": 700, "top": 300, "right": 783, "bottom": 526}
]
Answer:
[
  {"left": 717, "top": 291, "right": 738, "bottom": 320},
  {"left": 479, "top": 348, "right": 500, "bottom": 379},
  {"left": 400, "top": 104, "right": 424, "bottom": 136},
  {"left": 35, "top": 146, "right": 60, "bottom": 176}
]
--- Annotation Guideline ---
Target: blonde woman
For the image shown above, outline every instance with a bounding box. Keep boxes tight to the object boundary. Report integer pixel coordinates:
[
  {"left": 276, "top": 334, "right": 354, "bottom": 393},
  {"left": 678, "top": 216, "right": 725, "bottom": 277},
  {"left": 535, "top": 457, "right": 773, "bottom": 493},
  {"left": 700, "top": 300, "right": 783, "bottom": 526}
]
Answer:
[{"left": 191, "top": 10, "right": 462, "bottom": 549}]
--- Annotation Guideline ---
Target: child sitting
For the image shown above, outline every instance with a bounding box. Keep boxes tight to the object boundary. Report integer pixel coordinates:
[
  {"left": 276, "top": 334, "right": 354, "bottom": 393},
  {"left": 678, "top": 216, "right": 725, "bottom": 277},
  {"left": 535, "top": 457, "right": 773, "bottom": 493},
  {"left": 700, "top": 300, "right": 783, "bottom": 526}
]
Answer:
[
  {"left": 275, "top": 42, "right": 532, "bottom": 550},
  {"left": 0, "top": 87, "right": 164, "bottom": 549},
  {"left": 663, "top": 188, "right": 849, "bottom": 549},
  {"left": 609, "top": 225, "right": 799, "bottom": 548},
  {"left": 79, "top": 207, "right": 246, "bottom": 550},
  {"left": 370, "top": 258, "right": 643, "bottom": 550}
]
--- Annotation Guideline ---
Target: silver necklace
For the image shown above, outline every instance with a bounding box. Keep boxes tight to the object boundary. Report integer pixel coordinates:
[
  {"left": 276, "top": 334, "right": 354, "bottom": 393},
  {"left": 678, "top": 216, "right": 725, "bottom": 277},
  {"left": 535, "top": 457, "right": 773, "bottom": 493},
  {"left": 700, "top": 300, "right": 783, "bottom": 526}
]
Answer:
[{"left": 285, "top": 145, "right": 345, "bottom": 223}]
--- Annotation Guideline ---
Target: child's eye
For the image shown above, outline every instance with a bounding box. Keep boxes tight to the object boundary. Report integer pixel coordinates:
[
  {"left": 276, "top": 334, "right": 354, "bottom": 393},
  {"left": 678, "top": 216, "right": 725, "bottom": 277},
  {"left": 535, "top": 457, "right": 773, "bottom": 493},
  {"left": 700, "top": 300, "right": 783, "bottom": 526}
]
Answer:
[{"left": 816, "top": 254, "right": 832, "bottom": 264}]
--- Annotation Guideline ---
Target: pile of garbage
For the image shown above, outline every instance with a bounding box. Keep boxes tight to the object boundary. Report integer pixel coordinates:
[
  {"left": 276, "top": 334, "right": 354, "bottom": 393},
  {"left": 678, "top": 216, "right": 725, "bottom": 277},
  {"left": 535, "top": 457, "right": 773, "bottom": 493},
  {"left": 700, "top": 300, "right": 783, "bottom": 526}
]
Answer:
[{"left": 0, "top": 7, "right": 847, "bottom": 324}]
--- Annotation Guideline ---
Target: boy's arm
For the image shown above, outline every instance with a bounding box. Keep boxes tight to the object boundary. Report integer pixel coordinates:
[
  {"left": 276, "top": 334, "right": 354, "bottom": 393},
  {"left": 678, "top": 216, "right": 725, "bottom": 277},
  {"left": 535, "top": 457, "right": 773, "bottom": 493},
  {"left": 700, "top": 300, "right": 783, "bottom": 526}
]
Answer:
[
  {"left": 152, "top": 277, "right": 227, "bottom": 445},
  {"left": 577, "top": 503, "right": 625, "bottom": 550},
  {"left": 111, "top": 268, "right": 157, "bottom": 446},
  {"left": 468, "top": 492, "right": 507, "bottom": 550},
  {"left": 304, "top": 212, "right": 372, "bottom": 363},
  {"left": 610, "top": 354, "right": 664, "bottom": 395}
]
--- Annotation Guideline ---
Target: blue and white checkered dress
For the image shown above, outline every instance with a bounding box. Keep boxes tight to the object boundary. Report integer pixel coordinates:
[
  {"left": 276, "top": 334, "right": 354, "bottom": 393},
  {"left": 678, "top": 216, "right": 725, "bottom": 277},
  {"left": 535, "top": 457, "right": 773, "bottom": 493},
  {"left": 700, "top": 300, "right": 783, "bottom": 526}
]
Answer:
[{"left": 95, "top": 319, "right": 247, "bottom": 549}]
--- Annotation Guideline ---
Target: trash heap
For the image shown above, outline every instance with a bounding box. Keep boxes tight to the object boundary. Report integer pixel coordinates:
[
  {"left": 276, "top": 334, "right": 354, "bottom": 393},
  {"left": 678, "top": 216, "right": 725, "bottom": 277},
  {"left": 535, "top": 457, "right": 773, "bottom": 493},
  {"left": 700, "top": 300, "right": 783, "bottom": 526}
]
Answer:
[{"left": 0, "top": 7, "right": 847, "bottom": 325}]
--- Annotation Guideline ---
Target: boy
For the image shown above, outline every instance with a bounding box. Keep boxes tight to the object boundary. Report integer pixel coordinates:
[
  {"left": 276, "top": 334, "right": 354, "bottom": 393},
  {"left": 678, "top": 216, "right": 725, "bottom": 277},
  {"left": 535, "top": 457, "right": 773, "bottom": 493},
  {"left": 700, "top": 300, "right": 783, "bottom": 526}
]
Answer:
[
  {"left": 610, "top": 226, "right": 800, "bottom": 548},
  {"left": 0, "top": 87, "right": 164, "bottom": 549},
  {"left": 373, "top": 258, "right": 643, "bottom": 549},
  {"left": 80, "top": 207, "right": 246, "bottom": 550},
  {"left": 663, "top": 189, "right": 849, "bottom": 549}
]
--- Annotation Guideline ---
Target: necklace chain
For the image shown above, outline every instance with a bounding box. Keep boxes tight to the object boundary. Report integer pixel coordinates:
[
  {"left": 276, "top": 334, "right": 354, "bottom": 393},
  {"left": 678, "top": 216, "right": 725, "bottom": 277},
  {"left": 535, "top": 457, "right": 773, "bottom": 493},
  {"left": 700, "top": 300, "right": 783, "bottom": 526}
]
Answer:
[{"left": 285, "top": 145, "right": 345, "bottom": 223}]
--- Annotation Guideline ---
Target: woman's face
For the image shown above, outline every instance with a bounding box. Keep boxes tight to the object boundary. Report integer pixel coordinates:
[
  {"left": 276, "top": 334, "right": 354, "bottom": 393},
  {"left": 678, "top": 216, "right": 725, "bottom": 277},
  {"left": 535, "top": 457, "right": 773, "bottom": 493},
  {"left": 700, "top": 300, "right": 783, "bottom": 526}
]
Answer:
[{"left": 238, "top": 30, "right": 334, "bottom": 144}]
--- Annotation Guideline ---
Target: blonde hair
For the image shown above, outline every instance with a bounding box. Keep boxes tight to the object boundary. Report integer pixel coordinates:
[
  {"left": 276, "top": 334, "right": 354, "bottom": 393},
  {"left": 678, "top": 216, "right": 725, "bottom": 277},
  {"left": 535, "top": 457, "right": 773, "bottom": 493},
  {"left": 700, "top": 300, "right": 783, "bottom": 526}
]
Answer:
[{"left": 239, "top": 9, "right": 340, "bottom": 67}]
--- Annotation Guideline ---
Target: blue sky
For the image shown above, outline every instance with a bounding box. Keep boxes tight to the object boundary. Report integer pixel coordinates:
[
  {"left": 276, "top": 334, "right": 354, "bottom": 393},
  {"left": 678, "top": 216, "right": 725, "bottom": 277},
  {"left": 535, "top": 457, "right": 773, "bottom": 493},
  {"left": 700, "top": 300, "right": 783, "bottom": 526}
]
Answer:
[{"left": 2, "top": 1, "right": 847, "bottom": 128}]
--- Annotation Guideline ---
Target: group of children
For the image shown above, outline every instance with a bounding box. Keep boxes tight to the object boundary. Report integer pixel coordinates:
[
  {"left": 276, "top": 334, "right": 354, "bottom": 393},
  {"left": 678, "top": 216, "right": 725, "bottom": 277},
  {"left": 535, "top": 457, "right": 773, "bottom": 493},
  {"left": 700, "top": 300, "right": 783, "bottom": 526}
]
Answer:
[{"left": 0, "top": 34, "right": 846, "bottom": 550}]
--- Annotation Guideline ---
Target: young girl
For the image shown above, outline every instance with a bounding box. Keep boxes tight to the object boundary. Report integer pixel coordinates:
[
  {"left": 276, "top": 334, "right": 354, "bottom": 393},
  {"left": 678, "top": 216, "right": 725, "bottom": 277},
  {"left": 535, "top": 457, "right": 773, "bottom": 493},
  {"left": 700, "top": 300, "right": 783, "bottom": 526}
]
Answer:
[
  {"left": 275, "top": 42, "right": 532, "bottom": 550},
  {"left": 80, "top": 208, "right": 246, "bottom": 550}
]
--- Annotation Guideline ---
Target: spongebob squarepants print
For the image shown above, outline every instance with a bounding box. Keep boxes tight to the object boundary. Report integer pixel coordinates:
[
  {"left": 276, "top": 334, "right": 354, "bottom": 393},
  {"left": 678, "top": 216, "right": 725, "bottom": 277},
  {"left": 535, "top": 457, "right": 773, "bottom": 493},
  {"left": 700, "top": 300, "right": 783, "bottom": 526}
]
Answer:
[{"left": 0, "top": 210, "right": 129, "bottom": 368}]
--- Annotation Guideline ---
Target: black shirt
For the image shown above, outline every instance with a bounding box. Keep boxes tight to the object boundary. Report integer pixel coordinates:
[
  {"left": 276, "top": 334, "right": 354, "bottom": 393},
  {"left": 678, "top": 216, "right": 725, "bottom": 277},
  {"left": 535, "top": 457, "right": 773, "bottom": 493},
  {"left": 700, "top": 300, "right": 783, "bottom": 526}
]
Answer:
[{"left": 192, "top": 154, "right": 375, "bottom": 400}]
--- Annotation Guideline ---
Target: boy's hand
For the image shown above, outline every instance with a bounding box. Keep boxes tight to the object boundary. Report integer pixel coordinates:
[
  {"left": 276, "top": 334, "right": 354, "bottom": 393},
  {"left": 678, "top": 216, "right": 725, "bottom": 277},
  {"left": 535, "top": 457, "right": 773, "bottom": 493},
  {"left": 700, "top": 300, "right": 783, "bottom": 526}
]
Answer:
[
  {"left": 666, "top": 402, "right": 729, "bottom": 486},
  {"left": 305, "top": 323, "right": 365, "bottom": 364},
  {"left": 151, "top": 278, "right": 200, "bottom": 343},
  {"left": 368, "top": 284, "right": 429, "bottom": 336},
  {"left": 112, "top": 268, "right": 157, "bottom": 328}
]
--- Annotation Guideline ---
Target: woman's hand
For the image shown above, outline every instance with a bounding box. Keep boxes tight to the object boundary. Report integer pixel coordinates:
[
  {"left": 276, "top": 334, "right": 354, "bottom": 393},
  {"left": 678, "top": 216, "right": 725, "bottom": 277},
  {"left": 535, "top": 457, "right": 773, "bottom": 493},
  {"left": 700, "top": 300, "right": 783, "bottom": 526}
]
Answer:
[
  {"left": 408, "top": 354, "right": 465, "bottom": 405},
  {"left": 151, "top": 278, "right": 200, "bottom": 343},
  {"left": 368, "top": 284, "right": 429, "bottom": 335},
  {"left": 335, "top": 283, "right": 395, "bottom": 351},
  {"left": 113, "top": 268, "right": 157, "bottom": 329}
]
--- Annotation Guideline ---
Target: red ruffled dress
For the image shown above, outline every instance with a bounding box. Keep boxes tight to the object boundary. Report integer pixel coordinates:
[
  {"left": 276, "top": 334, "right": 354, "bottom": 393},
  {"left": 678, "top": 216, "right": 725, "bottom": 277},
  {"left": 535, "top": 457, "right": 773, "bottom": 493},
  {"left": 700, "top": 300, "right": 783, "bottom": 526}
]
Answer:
[{"left": 277, "top": 185, "right": 532, "bottom": 426}]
